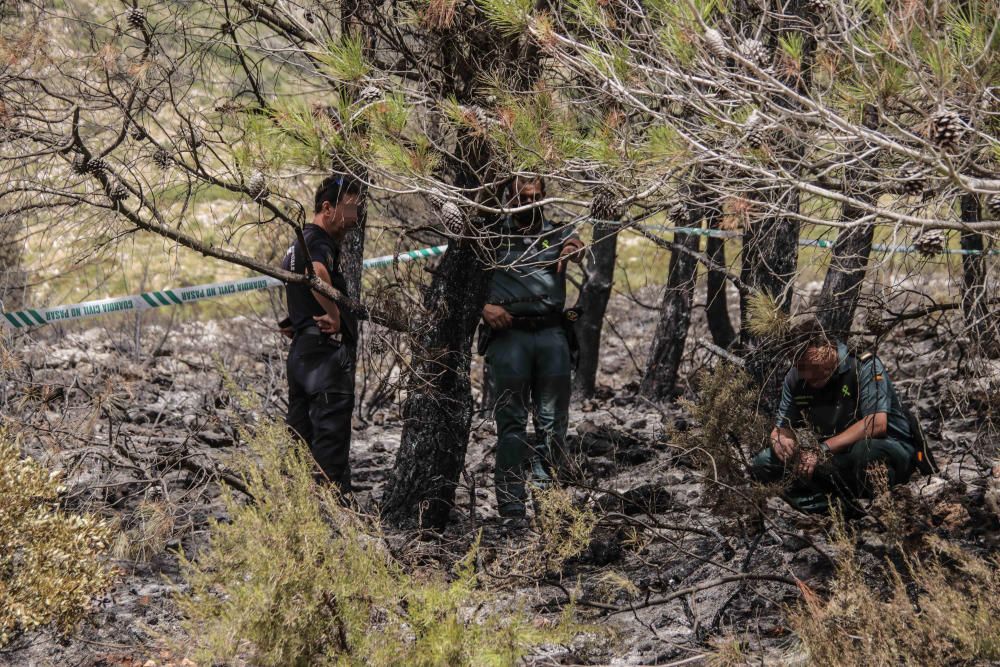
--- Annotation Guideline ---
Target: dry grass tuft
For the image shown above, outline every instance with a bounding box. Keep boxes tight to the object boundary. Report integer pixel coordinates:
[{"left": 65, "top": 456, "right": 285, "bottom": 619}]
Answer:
[
  {"left": 789, "top": 513, "right": 1000, "bottom": 666},
  {"left": 533, "top": 487, "right": 599, "bottom": 573},
  {"left": 110, "top": 499, "right": 177, "bottom": 563},
  {"left": 0, "top": 430, "right": 115, "bottom": 646}
]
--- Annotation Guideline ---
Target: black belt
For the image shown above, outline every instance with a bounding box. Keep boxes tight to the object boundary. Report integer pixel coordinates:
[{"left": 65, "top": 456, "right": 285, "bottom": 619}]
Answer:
[
  {"left": 295, "top": 325, "right": 343, "bottom": 343},
  {"left": 509, "top": 312, "right": 564, "bottom": 332}
]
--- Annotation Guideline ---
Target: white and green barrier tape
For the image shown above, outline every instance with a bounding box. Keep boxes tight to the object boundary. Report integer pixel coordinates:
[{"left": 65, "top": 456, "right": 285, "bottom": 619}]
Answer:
[
  {"left": 643, "top": 224, "right": 1000, "bottom": 256},
  {"left": 2, "top": 221, "right": 995, "bottom": 330},
  {"left": 1, "top": 244, "right": 448, "bottom": 330}
]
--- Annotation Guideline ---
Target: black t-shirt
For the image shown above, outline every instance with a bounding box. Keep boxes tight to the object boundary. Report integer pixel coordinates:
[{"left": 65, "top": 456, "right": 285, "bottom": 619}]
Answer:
[{"left": 281, "top": 224, "right": 357, "bottom": 345}]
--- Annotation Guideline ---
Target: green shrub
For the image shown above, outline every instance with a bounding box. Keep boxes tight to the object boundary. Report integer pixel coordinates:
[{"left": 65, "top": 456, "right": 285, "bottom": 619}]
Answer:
[
  {"left": 176, "top": 417, "right": 577, "bottom": 666},
  {"left": 0, "top": 430, "right": 114, "bottom": 646},
  {"left": 532, "top": 486, "right": 598, "bottom": 574},
  {"left": 671, "top": 364, "right": 775, "bottom": 515}
]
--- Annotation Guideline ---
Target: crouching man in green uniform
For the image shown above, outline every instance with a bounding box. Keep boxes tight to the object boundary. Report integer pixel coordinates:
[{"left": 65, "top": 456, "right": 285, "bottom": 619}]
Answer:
[
  {"left": 750, "top": 316, "right": 926, "bottom": 514},
  {"left": 481, "top": 176, "right": 584, "bottom": 520}
]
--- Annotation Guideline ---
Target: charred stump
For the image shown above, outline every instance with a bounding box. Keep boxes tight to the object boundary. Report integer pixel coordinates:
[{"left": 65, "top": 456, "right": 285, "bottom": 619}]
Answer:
[{"left": 573, "top": 220, "right": 620, "bottom": 398}]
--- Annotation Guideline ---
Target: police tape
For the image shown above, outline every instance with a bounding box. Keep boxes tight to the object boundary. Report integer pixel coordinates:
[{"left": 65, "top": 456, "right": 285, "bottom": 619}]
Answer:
[
  {"left": 1, "top": 244, "right": 448, "bottom": 330},
  {"left": 643, "top": 224, "right": 1000, "bottom": 256},
  {"left": 2, "top": 221, "right": 996, "bottom": 330}
]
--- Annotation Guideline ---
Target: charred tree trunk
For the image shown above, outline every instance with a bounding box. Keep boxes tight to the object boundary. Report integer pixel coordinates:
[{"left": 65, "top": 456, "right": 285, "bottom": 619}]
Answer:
[
  {"left": 381, "top": 234, "right": 493, "bottom": 529},
  {"left": 382, "top": 134, "right": 496, "bottom": 530},
  {"left": 738, "top": 5, "right": 814, "bottom": 409},
  {"left": 815, "top": 104, "right": 880, "bottom": 338},
  {"left": 572, "top": 220, "right": 620, "bottom": 398},
  {"left": 704, "top": 208, "right": 736, "bottom": 350},
  {"left": 338, "top": 174, "right": 367, "bottom": 303},
  {"left": 739, "top": 195, "right": 800, "bottom": 409},
  {"left": 640, "top": 205, "right": 702, "bottom": 401},
  {"left": 382, "top": 15, "right": 541, "bottom": 528},
  {"left": 960, "top": 194, "right": 998, "bottom": 357}
]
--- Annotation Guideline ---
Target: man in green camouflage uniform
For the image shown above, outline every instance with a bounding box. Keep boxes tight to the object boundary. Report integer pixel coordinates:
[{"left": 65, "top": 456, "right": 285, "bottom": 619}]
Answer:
[
  {"left": 750, "top": 317, "right": 925, "bottom": 514},
  {"left": 481, "top": 176, "right": 584, "bottom": 519}
]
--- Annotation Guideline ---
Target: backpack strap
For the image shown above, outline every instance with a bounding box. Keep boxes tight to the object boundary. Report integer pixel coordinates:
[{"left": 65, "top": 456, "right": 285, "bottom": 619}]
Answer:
[{"left": 857, "top": 350, "right": 938, "bottom": 476}]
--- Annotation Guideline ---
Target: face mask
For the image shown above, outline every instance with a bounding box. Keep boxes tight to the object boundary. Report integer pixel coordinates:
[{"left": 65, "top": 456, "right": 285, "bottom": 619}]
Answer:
[
  {"left": 338, "top": 203, "right": 358, "bottom": 223},
  {"left": 513, "top": 207, "right": 541, "bottom": 229}
]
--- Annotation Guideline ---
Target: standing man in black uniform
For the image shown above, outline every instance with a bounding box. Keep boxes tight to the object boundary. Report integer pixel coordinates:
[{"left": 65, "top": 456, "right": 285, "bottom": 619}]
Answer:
[{"left": 282, "top": 175, "right": 362, "bottom": 490}]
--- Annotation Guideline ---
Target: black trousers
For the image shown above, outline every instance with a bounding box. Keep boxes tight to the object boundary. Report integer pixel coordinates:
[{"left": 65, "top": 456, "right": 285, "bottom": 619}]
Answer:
[{"left": 286, "top": 333, "right": 355, "bottom": 489}]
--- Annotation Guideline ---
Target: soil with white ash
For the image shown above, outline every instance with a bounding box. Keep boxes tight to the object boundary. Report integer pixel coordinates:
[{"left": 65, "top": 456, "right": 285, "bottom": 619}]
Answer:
[{"left": 1, "top": 288, "right": 998, "bottom": 666}]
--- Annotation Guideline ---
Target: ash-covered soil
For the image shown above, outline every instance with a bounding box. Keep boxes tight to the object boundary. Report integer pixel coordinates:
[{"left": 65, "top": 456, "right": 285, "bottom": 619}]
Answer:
[{"left": 1, "top": 288, "right": 997, "bottom": 666}]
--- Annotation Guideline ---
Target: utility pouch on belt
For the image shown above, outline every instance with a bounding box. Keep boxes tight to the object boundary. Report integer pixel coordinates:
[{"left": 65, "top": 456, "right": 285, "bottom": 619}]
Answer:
[
  {"left": 562, "top": 307, "right": 582, "bottom": 367},
  {"left": 476, "top": 321, "right": 493, "bottom": 357}
]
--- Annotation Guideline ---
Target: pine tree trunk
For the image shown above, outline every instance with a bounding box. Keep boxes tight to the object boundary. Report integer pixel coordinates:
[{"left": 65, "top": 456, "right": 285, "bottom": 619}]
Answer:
[
  {"left": 381, "top": 120, "right": 502, "bottom": 529},
  {"left": 704, "top": 209, "right": 736, "bottom": 350},
  {"left": 815, "top": 104, "right": 879, "bottom": 338},
  {"left": 572, "top": 220, "right": 619, "bottom": 397},
  {"left": 381, "top": 235, "right": 493, "bottom": 529},
  {"left": 960, "top": 194, "right": 998, "bottom": 357},
  {"left": 737, "top": 0, "right": 814, "bottom": 408},
  {"left": 0, "top": 213, "right": 24, "bottom": 311},
  {"left": 339, "top": 193, "right": 366, "bottom": 302},
  {"left": 739, "top": 195, "right": 800, "bottom": 411},
  {"left": 640, "top": 222, "right": 701, "bottom": 401}
]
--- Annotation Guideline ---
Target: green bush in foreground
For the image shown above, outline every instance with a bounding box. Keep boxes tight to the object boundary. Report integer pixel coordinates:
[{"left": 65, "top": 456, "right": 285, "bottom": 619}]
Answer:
[
  {"left": 176, "top": 417, "right": 576, "bottom": 666},
  {"left": 0, "top": 431, "right": 114, "bottom": 646}
]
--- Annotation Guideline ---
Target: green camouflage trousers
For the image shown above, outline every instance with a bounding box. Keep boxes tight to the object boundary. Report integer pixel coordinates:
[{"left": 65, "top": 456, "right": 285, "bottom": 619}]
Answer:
[{"left": 486, "top": 326, "right": 571, "bottom": 517}]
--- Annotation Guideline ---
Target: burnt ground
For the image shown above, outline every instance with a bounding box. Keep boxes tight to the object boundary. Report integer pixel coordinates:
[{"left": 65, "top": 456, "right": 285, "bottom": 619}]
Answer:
[{"left": 1, "top": 286, "right": 998, "bottom": 666}]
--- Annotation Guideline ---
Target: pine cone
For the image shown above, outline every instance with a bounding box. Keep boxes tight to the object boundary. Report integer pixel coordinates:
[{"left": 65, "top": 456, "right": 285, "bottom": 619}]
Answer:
[
  {"left": 738, "top": 38, "right": 770, "bottom": 68},
  {"left": 913, "top": 228, "right": 947, "bottom": 257},
  {"left": 668, "top": 201, "right": 688, "bottom": 225},
  {"left": 427, "top": 189, "right": 447, "bottom": 210},
  {"left": 214, "top": 99, "right": 242, "bottom": 115},
  {"left": 591, "top": 186, "right": 622, "bottom": 221},
  {"left": 125, "top": 7, "right": 145, "bottom": 30},
  {"left": 152, "top": 148, "right": 171, "bottom": 169},
  {"left": 358, "top": 85, "right": 382, "bottom": 104},
  {"left": 247, "top": 171, "right": 269, "bottom": 201},
  {"left": 187, "top": 127, "right": 204, "bottom": 148},
  {"left": 441, "top": 201, "right": 465, "bottom": 233},
  {"left": 865, "top": 312, "right": 891, "bottom": 336},
  {"left": 85, "top": 157, "right": 109, "bottom": 175},
  {"left": 898, "top": 162, "right": 926, "bottom": 195},
  {"left": 109, "top": 181, "right": 130, "bottom": 202},
  {"left": 704, "top": 28, "right": 727, "bottom": 59},
  {"left": 929, "top": 109, "right": 964, "bottom": 149},
  {"left": 985, "top": 194, "right": 1000, "bottom": 220},
  {"left": 744, "top": 111, "right": 765, "bottom": 149},
  {"left": 368, "top": 336, "right": 387, "bottom": 356}
]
